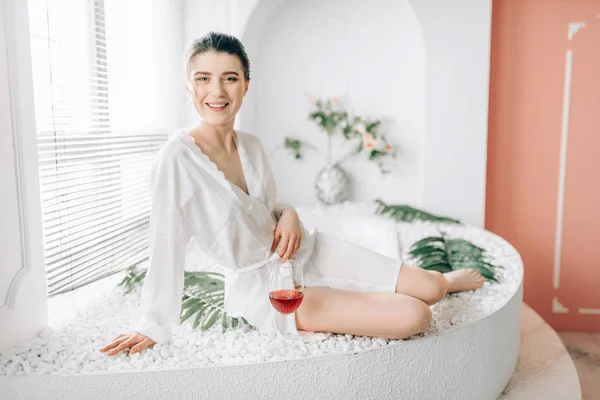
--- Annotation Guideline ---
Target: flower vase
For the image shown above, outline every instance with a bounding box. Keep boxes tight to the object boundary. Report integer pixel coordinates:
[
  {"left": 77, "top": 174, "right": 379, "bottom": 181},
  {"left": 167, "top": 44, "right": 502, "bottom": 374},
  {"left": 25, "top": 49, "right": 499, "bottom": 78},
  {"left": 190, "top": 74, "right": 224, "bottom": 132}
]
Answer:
[{"left": 314, "top": 164, "right": 350, "bottom": 205}]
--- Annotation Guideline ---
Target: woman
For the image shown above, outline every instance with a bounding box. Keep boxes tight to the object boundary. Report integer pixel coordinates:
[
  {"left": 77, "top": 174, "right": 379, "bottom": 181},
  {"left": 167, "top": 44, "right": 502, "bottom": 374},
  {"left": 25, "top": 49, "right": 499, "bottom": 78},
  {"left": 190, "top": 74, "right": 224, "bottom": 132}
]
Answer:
[{"left": 99, "top": 32, "right": 484, "bottom": 357}]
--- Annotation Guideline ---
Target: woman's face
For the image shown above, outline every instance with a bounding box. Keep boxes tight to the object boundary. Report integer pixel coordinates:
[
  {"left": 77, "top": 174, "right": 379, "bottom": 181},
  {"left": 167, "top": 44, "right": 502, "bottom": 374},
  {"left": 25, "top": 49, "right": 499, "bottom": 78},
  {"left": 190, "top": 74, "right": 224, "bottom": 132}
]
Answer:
[{"left": 188, "top": 50, "right": 249, "bottom": 128}]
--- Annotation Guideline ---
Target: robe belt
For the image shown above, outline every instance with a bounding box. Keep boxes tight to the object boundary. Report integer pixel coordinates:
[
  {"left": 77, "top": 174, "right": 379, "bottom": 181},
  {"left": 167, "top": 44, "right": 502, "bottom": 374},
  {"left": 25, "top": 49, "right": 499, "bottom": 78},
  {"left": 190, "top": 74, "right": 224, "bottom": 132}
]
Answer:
[{"left": 220, "top": 250, "right": 281, "bottom": 274}]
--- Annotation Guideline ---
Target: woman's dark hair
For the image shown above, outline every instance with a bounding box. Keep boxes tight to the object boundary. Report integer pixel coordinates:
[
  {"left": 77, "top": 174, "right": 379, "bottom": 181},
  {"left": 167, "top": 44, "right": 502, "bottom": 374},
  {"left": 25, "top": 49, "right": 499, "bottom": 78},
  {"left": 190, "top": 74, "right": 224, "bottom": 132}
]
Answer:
[{"left": 184, "top": 31, "right": 251, "bottom": 88}]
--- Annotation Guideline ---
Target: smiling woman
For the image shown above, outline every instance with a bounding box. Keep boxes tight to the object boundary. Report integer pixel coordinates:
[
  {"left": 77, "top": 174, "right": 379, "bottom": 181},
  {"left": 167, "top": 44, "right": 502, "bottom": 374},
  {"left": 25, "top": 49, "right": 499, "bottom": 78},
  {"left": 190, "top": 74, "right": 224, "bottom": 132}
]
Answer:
[{"left": 99, "top": 31, "right": 485, "bottom": 358}]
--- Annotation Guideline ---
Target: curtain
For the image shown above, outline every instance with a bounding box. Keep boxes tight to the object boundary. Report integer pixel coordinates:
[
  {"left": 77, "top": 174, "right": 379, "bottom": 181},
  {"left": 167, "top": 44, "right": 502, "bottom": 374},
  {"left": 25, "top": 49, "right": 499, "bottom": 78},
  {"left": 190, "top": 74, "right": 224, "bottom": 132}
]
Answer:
[{"left": 28, "top": 0, "right": 184, "bottom": 296}]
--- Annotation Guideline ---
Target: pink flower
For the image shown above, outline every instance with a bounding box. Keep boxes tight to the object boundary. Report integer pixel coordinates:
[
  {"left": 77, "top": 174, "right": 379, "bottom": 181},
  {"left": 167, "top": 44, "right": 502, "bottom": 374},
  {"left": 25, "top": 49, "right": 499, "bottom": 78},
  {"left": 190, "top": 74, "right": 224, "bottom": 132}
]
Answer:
[
  {"left": 331, "top": 97, "right": 339, "bottom": 104},
  {"left": 310, "top": 98, "right": 316, "bottom": 105},
  {"left": 385, "top": 145, "right": 393, "bottom": 152},
  {"left": 363, "top": 133, "right": 373, "bottom": 141},
  {"left": 365, "top": 141, "right": 374, "bottom": 149}
]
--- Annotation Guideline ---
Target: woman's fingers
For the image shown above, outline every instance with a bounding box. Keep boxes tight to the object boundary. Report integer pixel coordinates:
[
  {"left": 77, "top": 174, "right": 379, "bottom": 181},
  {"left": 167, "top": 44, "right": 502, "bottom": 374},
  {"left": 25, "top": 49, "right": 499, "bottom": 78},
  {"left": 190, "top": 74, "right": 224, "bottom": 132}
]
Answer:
[
  {"left": 278, "top": 234, "right": 290, "bottom": 258},
  {"left": 130, "top": 338, "right": 155, "bottom": 355},
  {"left": 282, "top": 235, "right": 297, "bottom": 260},
  {"left": 99, "top": 334, "right": 129, "bottom": 352},
  {"left": 292, "top": 236, "right": 301, "bottom": 257},
  {"left": 106, "top": 337, "right": 138, "bottom": 356},
  {"left": 99, "top": 333, "right": 154, "bottom": 356},
  {"left": 271, "top": 231, "right": 281, "bottom": 252}
]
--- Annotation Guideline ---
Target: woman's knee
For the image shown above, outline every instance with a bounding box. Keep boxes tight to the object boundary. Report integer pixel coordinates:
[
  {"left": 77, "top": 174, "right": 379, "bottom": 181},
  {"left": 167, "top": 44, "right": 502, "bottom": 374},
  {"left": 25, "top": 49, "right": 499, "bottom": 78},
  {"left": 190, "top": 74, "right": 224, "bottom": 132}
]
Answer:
[
  {"left": 410, "top": 300, "right": 432, "bottom": 333},
  {"left": 420, "top": 271, "right": 448, "bottom": 305},
  {"left": 389, "top": 299, "right": 432, "bottom": 339}
]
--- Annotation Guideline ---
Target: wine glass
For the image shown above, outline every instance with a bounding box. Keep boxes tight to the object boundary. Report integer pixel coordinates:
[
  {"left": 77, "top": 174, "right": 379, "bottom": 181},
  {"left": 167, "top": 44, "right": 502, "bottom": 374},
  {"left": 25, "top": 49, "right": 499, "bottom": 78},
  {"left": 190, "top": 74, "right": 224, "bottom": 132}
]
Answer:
[{"left": 268, "top": 258, "right": 305, "bottom": 342}]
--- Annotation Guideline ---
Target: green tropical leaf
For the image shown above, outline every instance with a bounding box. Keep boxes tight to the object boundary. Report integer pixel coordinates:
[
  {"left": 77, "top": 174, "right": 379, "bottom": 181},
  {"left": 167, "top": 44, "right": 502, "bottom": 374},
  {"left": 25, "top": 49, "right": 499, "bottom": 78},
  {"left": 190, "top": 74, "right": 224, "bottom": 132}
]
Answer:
[
  {"left": 117, "top": 265, "right": 147, "bottom": 294},
  {"left": 221, "top": 314, "right": 228, "bottom": 333},
  {"left": 407, "top": 233, "right": 499, "bottom": 282},
  {"left": 374, "top": 199, "right": 461, "bottom": 224},
  {"left": 411, "top": 236, "right": 446, "bottom": 247},
  {"left": 192, "top": 304, "right": 210, "bottom": 329},
  {"left": 180, "top": 301, "right": 205, "bottom": 324},
  {"left": 181, "top": 298, "right": 201, "bottom": 315},
  {"left": 421, "top": 262, "right": 452, "bottom": 272},
  {"left": 202, "top": 307, "right": 222, "bottom": 331},
  {"left": 117, "top": 266, "right": 253, "bottom": 332}
]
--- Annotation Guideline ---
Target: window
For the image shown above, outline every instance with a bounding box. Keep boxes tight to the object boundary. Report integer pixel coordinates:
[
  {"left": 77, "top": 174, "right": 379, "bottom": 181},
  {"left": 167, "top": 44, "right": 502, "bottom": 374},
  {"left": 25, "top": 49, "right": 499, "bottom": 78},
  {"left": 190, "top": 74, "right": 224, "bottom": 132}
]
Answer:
[{"left": 28, "top": 0, "right": 184, "bottom": 296}]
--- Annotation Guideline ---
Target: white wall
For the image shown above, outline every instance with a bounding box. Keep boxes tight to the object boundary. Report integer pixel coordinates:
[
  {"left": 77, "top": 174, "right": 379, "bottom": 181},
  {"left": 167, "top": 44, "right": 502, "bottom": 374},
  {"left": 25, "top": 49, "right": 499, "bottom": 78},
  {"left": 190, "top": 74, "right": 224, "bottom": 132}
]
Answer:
[
  {"left": 0, "top": 0, "right": 49, "bottom": 351},
  {"left": 412, "top": 0, "right": 492, "bottom": 227},
  {"left": 244, "top": 0, "right": 426, "bottom": 207},
  {"left": 183, "top": 0, "right": 492, "bottom": 227}
]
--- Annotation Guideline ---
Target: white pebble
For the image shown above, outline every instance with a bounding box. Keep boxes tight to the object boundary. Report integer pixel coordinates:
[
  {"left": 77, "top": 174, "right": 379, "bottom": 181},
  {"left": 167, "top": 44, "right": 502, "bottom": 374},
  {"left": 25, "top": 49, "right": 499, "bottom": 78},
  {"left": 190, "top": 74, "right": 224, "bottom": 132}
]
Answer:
[
  {"left": 174, "top": 338, "right": 187, "bottom": 347},
  {"left": 48, "top": 342, "right": 64, "bottom": 353},
  {"left": 81, "top": 364, "right": 96, "bottom": 373},
  {"left": 55, "top": 356, "right": 67, "bottom": 365},
  {"left": 22, "top": 361, "right": 32, "bottom": 374},
  {"left": 41, "top": 352, "right": 58, "bottom": 362},
  {"left": 13, "top": 347, "right": 30, "bottom": 355},
  {"left": 33, "top": 338, "right": 48, "bottom": 346},
  {"left": 37, "top": 361, "right": 53, "bottom": 372}
]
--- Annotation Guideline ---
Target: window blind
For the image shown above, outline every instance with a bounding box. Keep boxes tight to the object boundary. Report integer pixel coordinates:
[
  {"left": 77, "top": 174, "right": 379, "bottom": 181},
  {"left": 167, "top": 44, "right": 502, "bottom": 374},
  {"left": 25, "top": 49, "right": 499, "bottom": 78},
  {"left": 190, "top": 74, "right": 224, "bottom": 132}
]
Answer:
[{"left": 28, "top": 0, "right": 170, "bottom": 296}]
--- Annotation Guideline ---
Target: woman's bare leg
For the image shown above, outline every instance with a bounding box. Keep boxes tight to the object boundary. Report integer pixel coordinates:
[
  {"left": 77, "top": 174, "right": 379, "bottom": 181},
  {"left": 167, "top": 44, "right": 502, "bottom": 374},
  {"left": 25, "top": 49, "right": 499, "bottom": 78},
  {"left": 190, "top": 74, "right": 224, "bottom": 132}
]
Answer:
[
  {"left": 296, "top": 287, "right": 432, "bottom": 339},
  {"left": 394, "top": 263, "right": 486, "bottom": 305}
]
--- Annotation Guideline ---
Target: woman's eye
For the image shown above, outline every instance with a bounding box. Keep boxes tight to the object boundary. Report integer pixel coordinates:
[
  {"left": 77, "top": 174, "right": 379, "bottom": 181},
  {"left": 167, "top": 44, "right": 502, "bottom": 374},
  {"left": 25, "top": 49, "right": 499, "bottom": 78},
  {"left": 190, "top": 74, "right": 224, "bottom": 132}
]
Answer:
[
  {"left": 224, "top": 77, "right": 238, "bottom": 82},
  {"left": 196, "top": 77, "right": 208, "bottom": 81}
]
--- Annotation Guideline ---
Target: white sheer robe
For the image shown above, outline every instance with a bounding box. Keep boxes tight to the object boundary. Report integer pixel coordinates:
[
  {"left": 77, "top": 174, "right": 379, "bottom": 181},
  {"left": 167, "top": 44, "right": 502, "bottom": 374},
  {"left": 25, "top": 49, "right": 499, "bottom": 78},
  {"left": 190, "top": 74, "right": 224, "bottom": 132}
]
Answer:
[{"left": 132, "top": 128, "right": 316, "bottom": 344}]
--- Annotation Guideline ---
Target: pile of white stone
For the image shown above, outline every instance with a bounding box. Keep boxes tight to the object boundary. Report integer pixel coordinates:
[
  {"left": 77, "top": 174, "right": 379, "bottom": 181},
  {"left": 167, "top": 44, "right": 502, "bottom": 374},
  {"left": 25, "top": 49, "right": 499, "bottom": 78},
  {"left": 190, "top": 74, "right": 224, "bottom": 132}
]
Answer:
[{"left": 0, "top": 205, "right": 522, "bottom": 376}]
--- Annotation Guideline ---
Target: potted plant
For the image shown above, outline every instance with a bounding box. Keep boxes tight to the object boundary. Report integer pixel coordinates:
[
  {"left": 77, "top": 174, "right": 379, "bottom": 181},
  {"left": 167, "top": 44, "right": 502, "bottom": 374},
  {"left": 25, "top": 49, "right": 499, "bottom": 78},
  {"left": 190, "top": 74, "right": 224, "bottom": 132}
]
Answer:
[{"left": 284, "top": 97, "right": 396, "bottom": 205}]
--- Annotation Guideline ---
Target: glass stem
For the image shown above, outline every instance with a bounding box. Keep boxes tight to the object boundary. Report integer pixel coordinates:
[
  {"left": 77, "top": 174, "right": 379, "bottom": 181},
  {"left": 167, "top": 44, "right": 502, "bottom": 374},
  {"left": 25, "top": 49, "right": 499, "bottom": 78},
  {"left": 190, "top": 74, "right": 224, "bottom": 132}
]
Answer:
[{"left": 283, "top": 313, "right": 288, "bottom": 342}]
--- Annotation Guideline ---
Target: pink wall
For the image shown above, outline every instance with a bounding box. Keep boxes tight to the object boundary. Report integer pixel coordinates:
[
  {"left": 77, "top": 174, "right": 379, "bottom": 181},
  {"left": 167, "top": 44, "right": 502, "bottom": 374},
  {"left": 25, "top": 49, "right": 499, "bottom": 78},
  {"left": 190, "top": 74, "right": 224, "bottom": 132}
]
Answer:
[{"left": 486, "top": 0, "right": 600, "bottom": 332}]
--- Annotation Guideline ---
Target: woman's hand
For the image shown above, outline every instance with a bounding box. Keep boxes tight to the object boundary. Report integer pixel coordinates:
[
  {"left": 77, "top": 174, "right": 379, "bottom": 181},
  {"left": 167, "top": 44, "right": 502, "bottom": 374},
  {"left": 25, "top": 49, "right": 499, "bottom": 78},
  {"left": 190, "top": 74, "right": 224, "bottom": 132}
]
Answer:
[
  {"left": 271, "top": 208, "right": 302, "bottom": 260},
  {"left": 98, "top": 332, "right": 156, "bottom": 356}
]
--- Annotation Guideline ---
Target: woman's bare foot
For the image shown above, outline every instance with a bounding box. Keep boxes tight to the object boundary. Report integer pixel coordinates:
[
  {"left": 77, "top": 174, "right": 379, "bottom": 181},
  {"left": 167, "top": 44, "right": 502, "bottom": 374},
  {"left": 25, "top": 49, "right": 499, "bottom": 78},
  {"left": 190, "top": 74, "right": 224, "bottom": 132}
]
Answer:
[{"left": 443, "top": 269, "right": 485, "bottom": 293}]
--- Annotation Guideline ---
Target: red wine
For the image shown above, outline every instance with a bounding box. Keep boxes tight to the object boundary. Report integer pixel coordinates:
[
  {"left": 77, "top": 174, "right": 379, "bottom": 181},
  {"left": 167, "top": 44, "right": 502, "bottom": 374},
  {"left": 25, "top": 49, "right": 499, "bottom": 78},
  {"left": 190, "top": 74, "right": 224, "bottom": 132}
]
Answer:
[{"left": 269, "top": 289, "right": 304, "bottom": 315}]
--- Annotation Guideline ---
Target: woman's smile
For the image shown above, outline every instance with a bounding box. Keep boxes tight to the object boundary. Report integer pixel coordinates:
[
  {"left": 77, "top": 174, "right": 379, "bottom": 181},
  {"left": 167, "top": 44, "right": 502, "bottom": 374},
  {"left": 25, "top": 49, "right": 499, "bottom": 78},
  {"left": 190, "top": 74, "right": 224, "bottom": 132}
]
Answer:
[{"left": 206, "top": 102, "right": 230, "bottom": 111}]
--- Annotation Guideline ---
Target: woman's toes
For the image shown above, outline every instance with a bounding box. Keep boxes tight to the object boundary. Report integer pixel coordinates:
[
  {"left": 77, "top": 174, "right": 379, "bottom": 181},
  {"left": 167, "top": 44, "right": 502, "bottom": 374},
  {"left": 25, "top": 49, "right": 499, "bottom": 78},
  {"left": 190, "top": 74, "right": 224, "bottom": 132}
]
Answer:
[{"left": 445, "top": 268, "right": 486, "bottom": 292}]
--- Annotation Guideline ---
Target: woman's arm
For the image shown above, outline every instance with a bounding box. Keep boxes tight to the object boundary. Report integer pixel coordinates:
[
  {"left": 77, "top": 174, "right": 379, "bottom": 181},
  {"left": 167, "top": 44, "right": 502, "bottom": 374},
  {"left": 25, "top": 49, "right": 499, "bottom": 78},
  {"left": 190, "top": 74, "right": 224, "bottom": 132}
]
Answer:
[
  {"left": 255, "top": 140, "right": 296, "bottom": 219},
  {"left": 132, "top": 158, "right": 193, "bottom": 344},
  {"left": 256, "top": 139, "right": 302, "bottom": 259}
]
